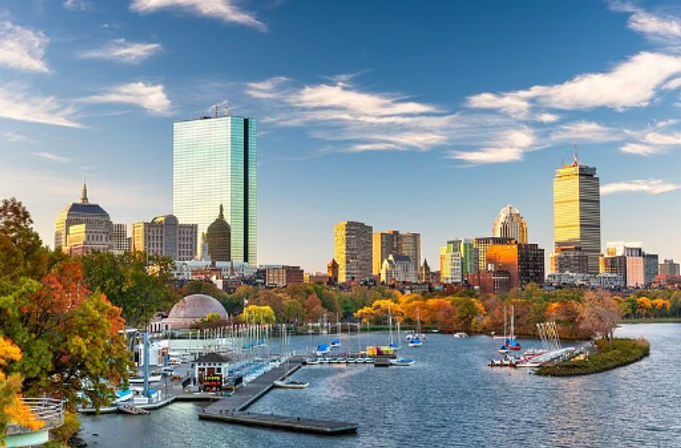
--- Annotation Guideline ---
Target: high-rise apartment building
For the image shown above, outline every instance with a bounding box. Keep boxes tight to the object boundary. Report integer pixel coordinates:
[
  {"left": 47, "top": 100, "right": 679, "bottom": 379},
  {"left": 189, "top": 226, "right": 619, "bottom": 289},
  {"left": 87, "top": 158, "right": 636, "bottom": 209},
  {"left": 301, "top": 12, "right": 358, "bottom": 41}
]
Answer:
[
  {"left": 552, "top": 158, "right": 601, "bottom": 274},
  {"left": 440, "top": 240, "right": 463, "bottom": 284},
  {"left": 492, "top": 205, "right": 528, "bottom": 244},
  {"left": 659, "top": 259, "right": 680, "bottom": 277},
  {"left": 131, "top": 214, "right": 197, "bottom": 261},
  {"left": 113, "top": 223, "right": 131, "bottom": 255},
  {"left": 334, "top": 221, "right": 373, "bottom": 283},
  {"left": 173, "top": 114, "right": 257, "bottom": 266},
  {"left": 372, "top": 230, "right": 421, "bottom": 274}
]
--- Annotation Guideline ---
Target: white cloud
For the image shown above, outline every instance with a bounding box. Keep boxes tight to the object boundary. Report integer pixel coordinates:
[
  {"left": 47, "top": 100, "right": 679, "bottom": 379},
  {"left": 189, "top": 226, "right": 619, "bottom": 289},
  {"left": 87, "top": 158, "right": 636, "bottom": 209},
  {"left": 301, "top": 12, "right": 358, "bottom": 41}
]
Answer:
[
  {"left": 130, "top": 0, "right": 265, "bottom": 31},
  {"left": 83, "top": 82, "right": 172, "bottom": 115},
  {"left": 79, "top": 39, "right": 162, "bottom": 64},
  {"left": 534, "top": 113, "right": 560, "bottom": 123},
  {"left": 550, "top": 121, "right": 622, "bottom": 143},
  {"left": 467, "top": 52, "right": 681, "bottom": 114},
  {"left": 601, "top": 179, "right": 681, "bottom": 195},
  {"left": 611, "top": 2, "right": 681, "bottom": 44},
  {"left": 31, "top": 151, "right": 70, "bottom": 163},
  {"left": 1, "top": 130, "right": 34, "bottom": 143},
  {"left": 63, "top": 0, "right": 92, "bottom": 11},
  {"left": 662, "top": 77, "right": 681, "bottom": 90},
  {"left": 0, "top": 85, "right": 81, "bottom": 128},
  {"left": 447, "top": 128, "right": 535, "bottom": 164},
  {"left": 643, "top": 130, "right": 681, "bottom": 145},
  {"left": 0, "top": 20, "right": 50, "bottom": 73},
  {"left": 620, "top": 142, "right": 664, "bottom": 155}
]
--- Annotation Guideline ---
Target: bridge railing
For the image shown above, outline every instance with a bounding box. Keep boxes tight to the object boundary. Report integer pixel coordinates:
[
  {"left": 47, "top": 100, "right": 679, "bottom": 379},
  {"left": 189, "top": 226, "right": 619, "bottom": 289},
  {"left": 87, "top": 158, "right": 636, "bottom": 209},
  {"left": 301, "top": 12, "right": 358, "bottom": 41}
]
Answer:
[{"left": 5, "top": 398, "right": 65, "bottom": 436}]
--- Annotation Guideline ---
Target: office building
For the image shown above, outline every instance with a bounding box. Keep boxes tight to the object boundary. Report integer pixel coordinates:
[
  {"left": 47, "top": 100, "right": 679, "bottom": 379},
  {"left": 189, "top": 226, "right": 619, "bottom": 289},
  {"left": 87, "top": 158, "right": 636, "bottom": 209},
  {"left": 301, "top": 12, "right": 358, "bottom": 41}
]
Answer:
[
  {"left": 473, "top": 237, "right": 514, "bottom": 272},
  {"left": 173, "top": 114, "right": 257, "bottom": 266},
  {"left": 131, "top": 214, "right": 197, "bottom": 261},
  {"left": 113, "top": 223, "right": 130, "bottom": 255},
  {"left": 552, "top": 157, "right": 601, "bottom": 274},
  {"left": 492, "top": 205, "right": 528, "bottom": 243},
  {"left": 54, "top": 182, "right": 113, "bottom": 255},
  {"left": 372, "top": 230, "right": 421, "bottom": 275},
  {"left": 659, "top": 259, "right": 680, "bottom": 277},
  {"left": 334, "top": 221, "right": 373, "bottom": 283},
  {"left": 440, "top": 240, "right": 463, "bottom": 284},
  {"left": 486, "top": 242, "right": 545, "bottom": 289},
  {"left": 265, "top": 265, "right": 304, "bottom": 288}
]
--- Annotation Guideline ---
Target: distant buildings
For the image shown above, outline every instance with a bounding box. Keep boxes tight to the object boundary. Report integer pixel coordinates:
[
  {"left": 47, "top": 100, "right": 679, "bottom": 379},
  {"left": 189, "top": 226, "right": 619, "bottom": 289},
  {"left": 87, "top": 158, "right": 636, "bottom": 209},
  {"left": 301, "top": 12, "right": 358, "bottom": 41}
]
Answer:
[
  {"left": 265, "top": 265, "right": 304, "bottom": 288},
  {"left": 334, "top": 221, "right": 373, "bottom": 283},
  {"left": 601, "top": 241, "right": 658, "bottom": 288},
  {"left": 485, "top": 242, "right": 545, "bottom": 289},
  {"left": 54, "top": 182, "right": 113, "bottom": 255},
  {"left": 380, "top": 254, "right": 418, "bottom": 283},
  {"left": 327, "top": 258, "right": 339, "bottom": 284},
  {"left": 112, "top": 223, "right": 130, "bottom": 255},
  {"left": 372, "top": 230, "right": 421, "bottom": 275},
  {"left": 131, "top": 214, "right": 197, "bottom": 261},
  {"left": 173, "top": 114, "right": 257, "bottom": 266},
  {"left": 546, "top": 272, "right": 624, "bottom": 288},
  {"left": 552, "top": 157, "right": 601, "bottom": 275},
  {"left": 659, "top": 259, "right": 680, "bottom": 277},
  {"left": 468, "top": 269, "right": 511, "bottom": 295},
  {"left": 492, "top": 205, "right": 528, "bottom": 243},
  {"left": 305, "top": 272, "right": 330, "bottom": 284},
  {"left": 439, "top": 239, "right": 477, "bottom": 284}
]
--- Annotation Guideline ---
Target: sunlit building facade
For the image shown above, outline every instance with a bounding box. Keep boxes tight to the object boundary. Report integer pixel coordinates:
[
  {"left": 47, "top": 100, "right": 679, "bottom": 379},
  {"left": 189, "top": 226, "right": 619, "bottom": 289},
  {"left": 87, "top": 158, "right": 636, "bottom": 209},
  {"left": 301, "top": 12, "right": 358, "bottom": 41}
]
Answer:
[
  {"left": 486, "top": 242, "right": 545, "bottom": 289},
  {"left": 372, "top": 230, "right": 421, "bottom": 275},
  {"left": 131, "top": 214, "right": 197, "bottom": 261},
  {"left": 173, "top": 115, "right": 257, "bottom": 266},
  {"left": 334, "top": 221, "right": 373, "bottom": 283},
  {"left": 492, "top": 205, "right": 528, "bottom": 244},
  {"left": 473, "top": 237, "right": 514, "bottom": 271},
  {"left": 552, "top": 161, "right": 601, "bottom": 274}
]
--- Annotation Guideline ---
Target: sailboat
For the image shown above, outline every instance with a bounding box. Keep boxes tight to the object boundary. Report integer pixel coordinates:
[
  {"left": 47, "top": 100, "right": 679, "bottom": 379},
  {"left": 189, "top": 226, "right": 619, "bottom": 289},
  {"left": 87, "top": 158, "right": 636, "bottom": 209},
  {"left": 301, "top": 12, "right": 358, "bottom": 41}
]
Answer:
[
  {"left": 388, "top": 308, "right": 401, "bottom": 350},
  {"left": 409, "top": 308, "right": 423, "bottom": 347},
  {"left": 274, "top": 324, "right": 309, "bottom": 389},
  {"left": 506, "top": 305, "right": 522, "bottom": 351},
  {"left": 498, "top": 307, "right": 509, "bottom": 354},
  {"left": 331, "top": 314, "right": 341, "bottom": 348}
]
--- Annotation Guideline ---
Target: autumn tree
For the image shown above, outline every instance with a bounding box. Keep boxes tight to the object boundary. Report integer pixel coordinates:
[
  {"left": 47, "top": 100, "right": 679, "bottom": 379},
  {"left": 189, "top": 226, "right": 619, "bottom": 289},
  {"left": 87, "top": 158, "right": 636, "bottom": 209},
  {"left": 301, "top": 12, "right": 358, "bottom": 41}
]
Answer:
[
  {"left": 240, "top": 305, "right": 276, "bottom": 324},
  {"left": 577, "top": 290, "right": 621, "bottom": 342}
]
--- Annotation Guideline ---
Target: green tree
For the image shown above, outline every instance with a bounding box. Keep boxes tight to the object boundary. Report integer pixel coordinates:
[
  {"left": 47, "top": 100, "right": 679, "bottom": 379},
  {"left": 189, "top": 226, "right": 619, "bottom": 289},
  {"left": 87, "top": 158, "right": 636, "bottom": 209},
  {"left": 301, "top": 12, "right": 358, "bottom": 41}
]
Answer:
[{"left": 240, "top": 305, "right": 276, "bottom": 324}]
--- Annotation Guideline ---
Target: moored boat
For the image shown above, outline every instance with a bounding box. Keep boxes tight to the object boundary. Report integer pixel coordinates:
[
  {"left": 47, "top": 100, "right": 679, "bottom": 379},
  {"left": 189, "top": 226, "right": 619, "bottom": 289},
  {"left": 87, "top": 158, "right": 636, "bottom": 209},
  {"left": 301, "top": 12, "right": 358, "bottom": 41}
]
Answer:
[
  {"left": 390, "top": 357, "right": 415, "bottom": 366},
  {"left": 273, "top": 380, "right": 309, "bottom": 389}
]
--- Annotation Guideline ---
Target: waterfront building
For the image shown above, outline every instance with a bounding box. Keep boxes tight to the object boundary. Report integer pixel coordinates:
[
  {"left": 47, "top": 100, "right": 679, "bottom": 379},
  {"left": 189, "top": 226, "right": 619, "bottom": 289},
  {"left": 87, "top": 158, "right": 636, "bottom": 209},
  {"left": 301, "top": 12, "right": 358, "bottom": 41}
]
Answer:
[
  {"left": 440, "top": 240, "right": 463, "bottom": 284},
  {"left": 113, "top": 223, "right": 131, "bottom": 254},
  {"left": 492, "top": 205, "right": 528, "bottom": 244},
  {"left": 485, "top": 242, "right": 545, "bottom": 289},
  {"left": 659, "top": 259, "right": 680, "bottom": 277},
  {"left": 131, "top": 214, "right": 197, "bottom": 261},
  {"left": 552, "top": 156, "right": 601, "bottom": 274},
  {"left": 372, "top": 230, "right": 421, "bottom": 275},
  {"left": 327, "top": 258, "right": 339, "bottom": 284},
  {"left": 380, "top": 254, "right": 418, "bottom": 283},
  {"left": 473, "top": 237, "right": 514, "bottom": 272},
  {"left": 54, "top": 181, "right": 113, "bottom": 255},
  {"left": 205, "top": 205, "right": 231, "bottom": 263},
  {"left": 334, "top": 221, "right": 373, "bottom": 283},
  {"left": 173, "top": 114, "right": 257, "bottom": 266},
  {"left": 265, "top": 265, "right": 304, "bottom": 288}
]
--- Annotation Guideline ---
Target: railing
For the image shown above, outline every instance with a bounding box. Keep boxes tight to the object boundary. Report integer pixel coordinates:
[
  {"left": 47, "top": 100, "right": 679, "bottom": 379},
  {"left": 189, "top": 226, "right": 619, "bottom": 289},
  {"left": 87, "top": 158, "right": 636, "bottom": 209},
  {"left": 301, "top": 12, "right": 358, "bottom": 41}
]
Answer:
[{"left": 5, "top": 398, "right": 65, "bottom": 436}]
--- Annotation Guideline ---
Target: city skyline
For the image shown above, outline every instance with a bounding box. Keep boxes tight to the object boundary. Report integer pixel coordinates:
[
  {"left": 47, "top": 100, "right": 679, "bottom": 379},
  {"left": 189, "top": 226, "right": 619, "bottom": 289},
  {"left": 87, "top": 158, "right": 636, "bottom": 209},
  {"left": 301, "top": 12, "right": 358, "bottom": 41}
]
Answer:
[{"left": 2, "top": 1, "right": 681, "bottom": 271}]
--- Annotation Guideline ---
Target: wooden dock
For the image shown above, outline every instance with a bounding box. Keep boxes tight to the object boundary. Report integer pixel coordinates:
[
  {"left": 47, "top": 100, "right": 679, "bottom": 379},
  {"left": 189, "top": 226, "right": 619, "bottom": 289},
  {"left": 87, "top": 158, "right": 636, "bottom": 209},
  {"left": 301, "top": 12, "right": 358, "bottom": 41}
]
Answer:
[{"left": 199, "top": 357, "right": 358, "bottom": 435}]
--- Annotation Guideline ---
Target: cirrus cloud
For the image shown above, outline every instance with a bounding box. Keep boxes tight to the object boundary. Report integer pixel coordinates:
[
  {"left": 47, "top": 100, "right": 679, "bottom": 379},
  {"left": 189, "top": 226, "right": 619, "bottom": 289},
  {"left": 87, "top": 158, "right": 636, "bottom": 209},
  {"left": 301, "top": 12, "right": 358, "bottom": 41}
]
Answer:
[
  {"left": 83, "top": 82, "right": 172, "bottom": 115},
  {"left": 0, "top": 20, "right": 50, "bottom": 73},
  {"left": 79, "top": 39, "right": 162, "bottom": 64},
  {"left": 130, "top": 0, "right": 266, "bottom": 31},
  {"left": 601, "top": 179, "right": 681, "bottom": 195}
]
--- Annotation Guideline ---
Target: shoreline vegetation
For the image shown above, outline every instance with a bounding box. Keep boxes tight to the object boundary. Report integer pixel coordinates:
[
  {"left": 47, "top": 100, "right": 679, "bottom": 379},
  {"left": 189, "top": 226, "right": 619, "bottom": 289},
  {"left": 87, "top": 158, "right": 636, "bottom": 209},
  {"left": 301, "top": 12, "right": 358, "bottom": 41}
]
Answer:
[{"left": 535, "top": 338, "right": 650, "bottom": 376}]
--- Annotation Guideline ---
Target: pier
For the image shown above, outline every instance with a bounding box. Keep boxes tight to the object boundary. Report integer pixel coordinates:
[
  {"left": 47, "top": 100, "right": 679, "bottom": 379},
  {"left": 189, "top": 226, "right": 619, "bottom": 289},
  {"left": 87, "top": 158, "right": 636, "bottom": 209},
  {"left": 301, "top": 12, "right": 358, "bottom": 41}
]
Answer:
[{"left": 198, "top": 356, "right": 358, "bottom": 435}]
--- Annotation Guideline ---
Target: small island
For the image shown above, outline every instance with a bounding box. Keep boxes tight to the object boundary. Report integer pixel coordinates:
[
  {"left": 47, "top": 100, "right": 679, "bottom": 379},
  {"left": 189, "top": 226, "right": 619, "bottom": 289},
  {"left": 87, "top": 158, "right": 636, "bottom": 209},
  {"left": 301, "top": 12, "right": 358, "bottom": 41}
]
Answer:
[{"left": 535, "top": 338, "right": 650, "bottom": 376}]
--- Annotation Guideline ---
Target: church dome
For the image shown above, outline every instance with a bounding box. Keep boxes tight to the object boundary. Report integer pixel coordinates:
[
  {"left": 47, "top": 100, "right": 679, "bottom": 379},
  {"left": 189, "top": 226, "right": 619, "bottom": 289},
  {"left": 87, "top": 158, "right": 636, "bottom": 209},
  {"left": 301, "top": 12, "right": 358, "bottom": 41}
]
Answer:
[
  {"left": 165, "top": 294, "right": 227, "bottom": 329},
  {"left": 206, "top": 204, "right": 231, "bottom": 262}
]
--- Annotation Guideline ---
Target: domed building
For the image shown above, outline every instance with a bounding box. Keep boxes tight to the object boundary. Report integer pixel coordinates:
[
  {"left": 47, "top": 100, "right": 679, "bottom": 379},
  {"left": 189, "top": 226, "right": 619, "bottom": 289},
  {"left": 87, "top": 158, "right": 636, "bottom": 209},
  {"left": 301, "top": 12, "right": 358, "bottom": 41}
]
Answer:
[
  {"left": 206, "top": 204, "right": 231, "bottom": 263},
  {"left": 492, "top": 205, "right": 528, "bottom": 244},
  {"left": 54, "top": 181, "right": 113, "bottom": 255},
  {"left": 165, "top": 294, "right": 227, "bottom": 329}
]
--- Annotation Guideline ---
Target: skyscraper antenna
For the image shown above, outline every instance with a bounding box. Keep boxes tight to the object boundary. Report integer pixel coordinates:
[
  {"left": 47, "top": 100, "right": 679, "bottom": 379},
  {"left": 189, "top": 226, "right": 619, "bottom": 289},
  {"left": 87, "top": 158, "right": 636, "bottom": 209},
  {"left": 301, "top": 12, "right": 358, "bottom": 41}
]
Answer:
[
  {"left": 224, "top": 102, "right": 229, "bottom": 117},
  {"left": 573, "top": 141, "right": 578, "bottom": 166},
  {"left": 214, "top": 103, "right": 219, "bottom": 118}
]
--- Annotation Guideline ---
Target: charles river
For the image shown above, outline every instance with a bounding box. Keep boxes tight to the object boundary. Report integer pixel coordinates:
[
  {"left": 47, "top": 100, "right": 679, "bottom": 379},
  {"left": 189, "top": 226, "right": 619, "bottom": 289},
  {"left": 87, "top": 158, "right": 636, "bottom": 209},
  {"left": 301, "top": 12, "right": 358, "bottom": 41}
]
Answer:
[{"left": 81, "top": 324, "right": 680, "bottom": 447}]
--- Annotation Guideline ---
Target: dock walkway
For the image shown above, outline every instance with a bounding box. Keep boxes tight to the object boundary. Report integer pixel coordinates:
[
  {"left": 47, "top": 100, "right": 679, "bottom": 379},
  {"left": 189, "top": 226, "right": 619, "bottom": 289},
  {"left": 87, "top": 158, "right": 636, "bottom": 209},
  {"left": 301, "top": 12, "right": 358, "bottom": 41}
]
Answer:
[{"left": 199, "top": 356, "right": 358, "bottom": 435}]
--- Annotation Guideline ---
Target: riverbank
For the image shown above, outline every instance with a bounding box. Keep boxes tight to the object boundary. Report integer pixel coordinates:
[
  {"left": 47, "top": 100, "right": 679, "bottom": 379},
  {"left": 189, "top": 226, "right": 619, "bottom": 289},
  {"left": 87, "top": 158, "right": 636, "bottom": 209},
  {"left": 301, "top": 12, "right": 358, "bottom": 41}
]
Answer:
[
  {"left": 622, "top": 317, "right": 681, "bottom": 324},
  {"left": 535, "top": 338, "right": 649, "bottom": 376}
]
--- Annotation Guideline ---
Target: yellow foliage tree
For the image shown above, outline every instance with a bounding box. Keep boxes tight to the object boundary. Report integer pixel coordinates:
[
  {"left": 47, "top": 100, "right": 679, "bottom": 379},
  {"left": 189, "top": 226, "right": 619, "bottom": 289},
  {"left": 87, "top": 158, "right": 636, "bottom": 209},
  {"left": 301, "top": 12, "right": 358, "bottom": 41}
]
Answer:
[
  {"left": 636, "top": 297, "right": 652, "bottom": 317},
  {"left": 0, "top": 337, "right": 43, "bottom": 442},
  {"left": 240, "top": 304, "right": 276, "bottom": 324}
]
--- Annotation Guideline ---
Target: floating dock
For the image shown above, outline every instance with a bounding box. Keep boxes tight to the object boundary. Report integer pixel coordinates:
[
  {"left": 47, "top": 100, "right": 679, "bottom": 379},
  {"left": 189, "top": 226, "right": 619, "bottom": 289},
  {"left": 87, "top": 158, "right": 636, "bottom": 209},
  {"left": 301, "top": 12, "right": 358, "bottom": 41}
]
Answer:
[{"left": 199, "top": 356, "right": 358, "bottom": 435}]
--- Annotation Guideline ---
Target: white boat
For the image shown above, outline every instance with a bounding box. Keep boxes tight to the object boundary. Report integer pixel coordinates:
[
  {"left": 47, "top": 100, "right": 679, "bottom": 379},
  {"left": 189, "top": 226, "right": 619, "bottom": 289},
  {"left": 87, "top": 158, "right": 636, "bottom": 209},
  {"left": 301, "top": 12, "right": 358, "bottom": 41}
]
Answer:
[
  {"left": 273, "top": 380, "right": 309, "bottom": 389},
  {"left": 453, "top": 332, "right": 468, "bottom": 338},
  {"left": 408, "top": 337, "right": 423, "bottom": 348},
  {"left": 114, "top": 389, "right": 133, "bottom": 403},
  {"left": 304, "top": 358, "right": 320, "bottom": 365},
  {"left": 409, "top": 308, "right": 424, "bottom": 347},
  {"left": 390, "top": 357, "right": 415, "bottom": 366}
]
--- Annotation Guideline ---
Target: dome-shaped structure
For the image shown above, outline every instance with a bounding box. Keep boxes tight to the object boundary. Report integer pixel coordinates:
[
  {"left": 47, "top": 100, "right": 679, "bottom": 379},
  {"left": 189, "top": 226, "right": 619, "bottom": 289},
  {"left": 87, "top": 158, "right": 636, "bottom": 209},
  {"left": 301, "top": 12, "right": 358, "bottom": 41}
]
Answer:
[
  {"left": 492, "top": 204, "right": 528, "bottom": 244},
  {"left": 165, "top": 294, "right": 227, "bottom": 329},
  {"left": 206, "top": 204, "right": 231, "bottom": 263}
]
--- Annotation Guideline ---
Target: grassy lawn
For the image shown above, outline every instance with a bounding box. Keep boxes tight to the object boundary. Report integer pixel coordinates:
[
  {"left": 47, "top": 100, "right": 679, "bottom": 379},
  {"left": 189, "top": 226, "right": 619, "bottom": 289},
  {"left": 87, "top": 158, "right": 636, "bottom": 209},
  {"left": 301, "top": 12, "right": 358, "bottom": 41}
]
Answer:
[{"left": 535, "top": 338, "right": 649, "bottom": 377}]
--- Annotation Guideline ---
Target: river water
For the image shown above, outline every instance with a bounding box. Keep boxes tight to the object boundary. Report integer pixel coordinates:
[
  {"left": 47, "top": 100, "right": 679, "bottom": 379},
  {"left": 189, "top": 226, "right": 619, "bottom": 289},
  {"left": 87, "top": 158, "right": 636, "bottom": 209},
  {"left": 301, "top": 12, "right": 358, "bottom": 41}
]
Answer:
[{"left": 80, "top": 324, "right": 681, "bottom": 447}]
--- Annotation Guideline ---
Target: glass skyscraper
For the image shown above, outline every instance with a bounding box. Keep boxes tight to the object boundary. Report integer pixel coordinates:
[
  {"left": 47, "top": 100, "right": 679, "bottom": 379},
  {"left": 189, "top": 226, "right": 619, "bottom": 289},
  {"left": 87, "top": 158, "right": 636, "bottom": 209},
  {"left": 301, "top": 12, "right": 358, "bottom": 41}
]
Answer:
[
  {"left": 552, "top": 161, "right": 600, "bottom": 274},
  {"left": 173, "top": 115, "right": 257, "bottom": 266}
]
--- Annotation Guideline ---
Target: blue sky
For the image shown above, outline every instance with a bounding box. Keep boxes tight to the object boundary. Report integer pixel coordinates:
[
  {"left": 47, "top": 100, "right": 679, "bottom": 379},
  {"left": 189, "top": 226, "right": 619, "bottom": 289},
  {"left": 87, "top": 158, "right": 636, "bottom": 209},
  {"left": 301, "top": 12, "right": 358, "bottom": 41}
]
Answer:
[{"left": 1, "top": 0, "right": 681, "bottom": 271}]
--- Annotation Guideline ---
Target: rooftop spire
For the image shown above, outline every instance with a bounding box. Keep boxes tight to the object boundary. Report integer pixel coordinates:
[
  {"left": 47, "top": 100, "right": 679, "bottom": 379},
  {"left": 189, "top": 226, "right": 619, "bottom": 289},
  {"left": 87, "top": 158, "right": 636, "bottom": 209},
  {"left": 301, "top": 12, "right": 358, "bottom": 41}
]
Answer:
[
  {"left": 80, "top": 178, "right": 89, "bottom": 204},
  {"left": 573, "top": 142, "right": 579, "bottom": 166},
  {"left": 218, "top": 203, "right": 224, "bottom": 219}
]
